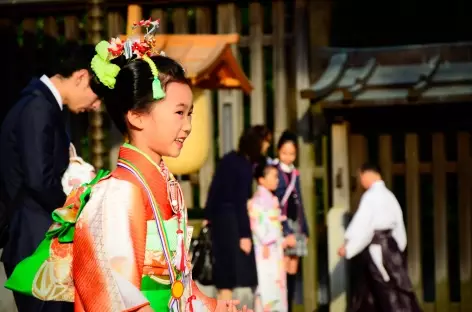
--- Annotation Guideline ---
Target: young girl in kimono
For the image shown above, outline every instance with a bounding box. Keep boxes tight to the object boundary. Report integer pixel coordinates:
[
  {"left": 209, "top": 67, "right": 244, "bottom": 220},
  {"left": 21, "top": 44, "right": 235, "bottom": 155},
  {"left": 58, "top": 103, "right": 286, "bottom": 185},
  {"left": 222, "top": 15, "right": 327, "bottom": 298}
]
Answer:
[
  {"left": 72, "top": 25, "right": 254, "bottom": 312},
  {"left": 248, "top": 160, "right": 287, "bottom": 312},
  {"left": 5, "top": 20, "right": 250, "bottom": 312},
  {"left": 274, "top": 131, "right": 309, "bottom": 312}
]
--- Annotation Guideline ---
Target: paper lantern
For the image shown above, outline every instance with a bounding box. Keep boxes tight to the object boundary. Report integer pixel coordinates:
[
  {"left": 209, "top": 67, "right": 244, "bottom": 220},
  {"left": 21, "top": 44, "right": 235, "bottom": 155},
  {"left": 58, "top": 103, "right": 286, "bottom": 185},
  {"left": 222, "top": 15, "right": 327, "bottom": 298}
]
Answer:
[{"left": 163, "top": 89, "right": 210, "bottom": 175}]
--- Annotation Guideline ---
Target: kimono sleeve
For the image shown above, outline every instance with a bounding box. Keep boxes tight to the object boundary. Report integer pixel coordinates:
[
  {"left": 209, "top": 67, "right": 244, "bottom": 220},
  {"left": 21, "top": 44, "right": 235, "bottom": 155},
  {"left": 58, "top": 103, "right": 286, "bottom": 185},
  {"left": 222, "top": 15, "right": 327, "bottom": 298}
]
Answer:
[
  {"left": 74, "top": 179, "right": 148, "bottom": 312},
  {"left": 248, "top": 200, "right": 277, "bottom": 245}
]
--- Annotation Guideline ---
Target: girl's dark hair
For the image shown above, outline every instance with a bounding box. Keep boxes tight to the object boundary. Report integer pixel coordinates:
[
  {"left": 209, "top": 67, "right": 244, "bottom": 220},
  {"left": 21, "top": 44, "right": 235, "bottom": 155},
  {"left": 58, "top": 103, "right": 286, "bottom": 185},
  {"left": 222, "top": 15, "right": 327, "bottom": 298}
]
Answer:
[
  {"left": 94, "top": 54, "right": 190, "bottom": 134},
  {"left": 277, "top": 130, "right": 298, "bottom": 151},
  {"left": 238, "top": 125, "right": 272, "bottom": 163},
  {"left": 253, "top": 158, "right": 277, "bottom": 181}
]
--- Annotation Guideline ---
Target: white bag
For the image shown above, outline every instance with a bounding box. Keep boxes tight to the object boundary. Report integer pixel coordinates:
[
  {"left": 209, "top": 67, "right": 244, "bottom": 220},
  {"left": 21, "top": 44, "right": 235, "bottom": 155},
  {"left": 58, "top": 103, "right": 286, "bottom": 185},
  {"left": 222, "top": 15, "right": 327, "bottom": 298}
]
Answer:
[{"left": 61, "top": 144, "right": 96, "bottom": 195}]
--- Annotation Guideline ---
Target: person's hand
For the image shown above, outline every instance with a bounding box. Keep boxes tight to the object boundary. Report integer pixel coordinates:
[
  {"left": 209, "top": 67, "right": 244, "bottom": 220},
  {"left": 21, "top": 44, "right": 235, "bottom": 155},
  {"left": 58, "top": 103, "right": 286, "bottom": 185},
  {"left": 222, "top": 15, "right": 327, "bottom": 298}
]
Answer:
[
  {"left": 338, "top": 244, "right": 346, "bottom": 257},
  {"left": 137, "top": 305, "right": 154, "bottom": 312},
  {"left": 240, "top": 238, "right": 252, "bottom": 254},
  {"left": 284, "top": 234, "right": 296, "bottom": 248},
  {"left": 262, "top": 245, "right": 270, "bottom": 259}
]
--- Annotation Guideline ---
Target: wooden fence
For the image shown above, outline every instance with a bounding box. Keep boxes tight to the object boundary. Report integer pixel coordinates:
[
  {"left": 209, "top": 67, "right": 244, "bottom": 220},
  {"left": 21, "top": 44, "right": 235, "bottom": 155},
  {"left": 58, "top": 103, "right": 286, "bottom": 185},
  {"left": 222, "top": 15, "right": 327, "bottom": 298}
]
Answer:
[{"left": 327, "top": 104, "right": 472, "bottom": 311}]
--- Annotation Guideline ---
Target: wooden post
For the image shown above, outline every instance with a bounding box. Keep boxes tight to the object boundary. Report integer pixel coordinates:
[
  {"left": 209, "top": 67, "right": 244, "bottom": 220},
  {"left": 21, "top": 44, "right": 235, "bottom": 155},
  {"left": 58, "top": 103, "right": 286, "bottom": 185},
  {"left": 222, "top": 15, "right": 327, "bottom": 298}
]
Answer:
[
  {"left": 107, "top": 12, "right": 125, "bottom": 169},
  {"left": 249, "top": 2, "right": 265, "bottom": 125},
  {"left": 295, "top": 0, "right": 317, "bottom": 310},
  {"left": 127, "top": 5, "right": 142, "bottom": 35},
  {"left": 378, "top": 135, "right": 393, "bottom": 188},
  {"left": 87, "top": 0, "right": 105, "bottom": 169},
  {"left": 328, "top": 122, "right": 350, "bottom": 312},
  {"left": 217, "top": 4, "right": 243, "bottom": 156},
  {"left": 458, "top": 132, "right": 472, "bottom": 312},
  {"left": 405, "top": 134, "right": 423, "bottom": 304},
  {"left": 432, "top": 133, "right": 449, "bottom": 310},
  {"left": 173, "top": 8, "right": 188, "bottom": 34},
  {"left": 272, "top": 1, "right": 287, "bottom": 143},
  {"left": 196, "top": 7, "right": 215, "bottom": 208},
  {"left": 150, "top": 9, "right": 167, "bottom": 34},
  {"left": 348, "top": 134, "right": 367, "bottom": 212}
]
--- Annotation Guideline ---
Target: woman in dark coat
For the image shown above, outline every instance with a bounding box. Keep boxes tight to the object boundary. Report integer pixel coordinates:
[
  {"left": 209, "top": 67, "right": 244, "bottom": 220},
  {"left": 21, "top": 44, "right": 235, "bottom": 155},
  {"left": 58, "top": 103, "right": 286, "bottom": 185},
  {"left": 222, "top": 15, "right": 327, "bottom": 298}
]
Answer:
[{"left": 205, "top": 125, "right": 272, "bottom": 303}]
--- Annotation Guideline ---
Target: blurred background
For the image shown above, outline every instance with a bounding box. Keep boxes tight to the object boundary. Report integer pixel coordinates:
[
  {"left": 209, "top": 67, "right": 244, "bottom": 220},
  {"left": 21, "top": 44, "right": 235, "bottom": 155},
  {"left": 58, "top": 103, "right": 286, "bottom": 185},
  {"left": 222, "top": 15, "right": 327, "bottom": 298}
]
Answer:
[{"left": 1, "top": 0, "right": 472, "bottom": 311}]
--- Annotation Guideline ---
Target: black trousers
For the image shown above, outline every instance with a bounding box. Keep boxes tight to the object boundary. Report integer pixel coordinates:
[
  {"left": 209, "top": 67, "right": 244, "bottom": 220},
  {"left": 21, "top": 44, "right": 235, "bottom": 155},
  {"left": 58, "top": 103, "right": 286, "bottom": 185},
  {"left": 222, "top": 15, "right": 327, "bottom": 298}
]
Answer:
[{"left": 4, "top": 263, "right": 74, "bottom": 312}]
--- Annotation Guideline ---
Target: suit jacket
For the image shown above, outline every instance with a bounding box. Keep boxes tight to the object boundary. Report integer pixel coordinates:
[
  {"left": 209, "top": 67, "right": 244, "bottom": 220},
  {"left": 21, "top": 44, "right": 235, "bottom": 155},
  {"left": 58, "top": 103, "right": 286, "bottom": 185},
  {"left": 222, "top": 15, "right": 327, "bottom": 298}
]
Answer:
[{"left": 0, "top": 78, "right": 69, "bottom": 266}]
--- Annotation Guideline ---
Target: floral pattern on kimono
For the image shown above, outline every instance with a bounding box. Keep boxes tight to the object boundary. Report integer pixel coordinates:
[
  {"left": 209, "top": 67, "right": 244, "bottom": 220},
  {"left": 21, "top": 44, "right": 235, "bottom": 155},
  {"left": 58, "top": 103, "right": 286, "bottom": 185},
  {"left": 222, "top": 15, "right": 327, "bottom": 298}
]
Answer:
[{"left": 248, "top": 186, "right": 287, "bottom": 312}]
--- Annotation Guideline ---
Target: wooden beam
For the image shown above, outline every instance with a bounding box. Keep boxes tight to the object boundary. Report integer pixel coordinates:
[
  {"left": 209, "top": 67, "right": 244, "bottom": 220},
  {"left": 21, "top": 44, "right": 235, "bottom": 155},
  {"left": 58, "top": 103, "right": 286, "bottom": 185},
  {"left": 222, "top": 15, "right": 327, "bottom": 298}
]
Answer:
[
  {"left": 432, "top": 133, "right": 450, "bottom": 310},
  {"left": 407, "top": 54, "right": 441, "bottom": 100},
  {"left": 294, "top": 1, "right": 317, "bottom": 311},
  {"left": 249, "top": 2, "right": 265, "bottom": 125},
  {"left": 342, "top": 58, "right": 377, "bottom": 102},
  {"left": 272, "top": 0, "right": 287, "bottom": 142},
  {"left": 405, "top": 134, "right": 423, "bottom": 305}
]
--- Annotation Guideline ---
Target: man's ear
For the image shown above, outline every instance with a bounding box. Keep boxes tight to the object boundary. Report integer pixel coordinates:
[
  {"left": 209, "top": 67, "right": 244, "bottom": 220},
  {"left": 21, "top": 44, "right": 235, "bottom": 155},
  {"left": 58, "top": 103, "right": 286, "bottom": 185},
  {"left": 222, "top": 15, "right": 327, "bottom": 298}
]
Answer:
[
  {"left": 73, "top": 69, "right": 89, "bottom": 86},
  {"left": 126, "top": 110, "right": 145, "bottom": 131}
]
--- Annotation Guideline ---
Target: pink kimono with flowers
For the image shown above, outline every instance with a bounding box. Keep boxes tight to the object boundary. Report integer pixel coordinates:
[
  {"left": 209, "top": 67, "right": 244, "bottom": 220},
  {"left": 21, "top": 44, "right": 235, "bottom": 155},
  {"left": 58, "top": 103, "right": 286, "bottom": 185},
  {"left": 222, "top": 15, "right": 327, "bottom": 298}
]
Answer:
[{"left": 248, "top": 186, "right": 287, "bottom": 312}]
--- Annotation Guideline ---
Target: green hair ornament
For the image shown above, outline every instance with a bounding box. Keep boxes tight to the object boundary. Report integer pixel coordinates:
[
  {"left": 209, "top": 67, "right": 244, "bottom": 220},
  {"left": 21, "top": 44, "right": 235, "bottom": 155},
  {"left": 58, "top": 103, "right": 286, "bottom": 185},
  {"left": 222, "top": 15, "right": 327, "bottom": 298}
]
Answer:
[
  {"left": 90, "top": 41, "right": 121, "bottom": 89},
  {"left": 142, "top": 54, "right": 166, "bottom": 100}
]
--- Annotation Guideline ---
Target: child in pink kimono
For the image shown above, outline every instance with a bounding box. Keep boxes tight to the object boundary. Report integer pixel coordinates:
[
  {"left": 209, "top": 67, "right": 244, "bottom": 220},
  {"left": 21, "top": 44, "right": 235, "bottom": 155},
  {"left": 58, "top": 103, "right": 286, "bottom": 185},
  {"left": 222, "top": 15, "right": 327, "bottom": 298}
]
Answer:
[{"left": 248, "top": 161, "right": 287, "bottom": 312}]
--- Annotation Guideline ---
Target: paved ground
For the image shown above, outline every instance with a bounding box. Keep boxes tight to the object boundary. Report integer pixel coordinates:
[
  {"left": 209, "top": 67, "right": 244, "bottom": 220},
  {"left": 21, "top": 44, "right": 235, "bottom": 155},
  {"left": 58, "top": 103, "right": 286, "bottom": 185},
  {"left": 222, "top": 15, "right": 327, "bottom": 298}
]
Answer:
[{"left": 0, "top": 250, "right": 17, "bottom": 312}]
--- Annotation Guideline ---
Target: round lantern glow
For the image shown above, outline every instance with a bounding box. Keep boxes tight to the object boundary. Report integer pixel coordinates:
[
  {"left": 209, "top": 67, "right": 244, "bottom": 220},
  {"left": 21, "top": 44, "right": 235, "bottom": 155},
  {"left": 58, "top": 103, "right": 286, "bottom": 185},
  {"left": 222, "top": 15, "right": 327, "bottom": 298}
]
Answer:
[{"left": 163, "top": 88, "right": 210, "bottom": 175}]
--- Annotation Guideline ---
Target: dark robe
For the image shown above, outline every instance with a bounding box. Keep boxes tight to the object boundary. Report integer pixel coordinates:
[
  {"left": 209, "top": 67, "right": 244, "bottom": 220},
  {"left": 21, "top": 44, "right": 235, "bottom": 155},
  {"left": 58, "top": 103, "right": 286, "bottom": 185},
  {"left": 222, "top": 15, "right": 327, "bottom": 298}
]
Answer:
[
  {"left": 0, "top": 78, "right": 72, "bottom": 312},
  {"left": 349, "top": 230, "right": 422, "bottom": 312},
  {"left": 205, "top": 151, "right": 258, "bottom": 289}
]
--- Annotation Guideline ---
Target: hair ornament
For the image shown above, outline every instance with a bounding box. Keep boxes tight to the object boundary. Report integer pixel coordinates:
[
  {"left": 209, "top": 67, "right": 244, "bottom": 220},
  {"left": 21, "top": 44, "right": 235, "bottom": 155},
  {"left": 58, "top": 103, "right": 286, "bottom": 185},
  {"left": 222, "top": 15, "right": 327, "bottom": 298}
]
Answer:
[
  {"left": 90, "top": 18, "right": 168, "bottom": 96},
  {"left": 267, "top": 157, "right": 279, "bottom": 166},
  {"left": 142, "top": 54, "right": 165, "bottom": 100},
  {"left": 90, "top": 41, "right": 121, "bottom": 89}
]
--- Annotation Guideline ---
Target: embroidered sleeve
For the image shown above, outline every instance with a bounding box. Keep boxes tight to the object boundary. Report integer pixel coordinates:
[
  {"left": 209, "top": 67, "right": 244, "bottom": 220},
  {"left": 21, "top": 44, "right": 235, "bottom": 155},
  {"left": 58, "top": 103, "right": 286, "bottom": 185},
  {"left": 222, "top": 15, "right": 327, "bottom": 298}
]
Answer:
[{"left": 74, "top": 179, "right": 149, "bottom": 311}]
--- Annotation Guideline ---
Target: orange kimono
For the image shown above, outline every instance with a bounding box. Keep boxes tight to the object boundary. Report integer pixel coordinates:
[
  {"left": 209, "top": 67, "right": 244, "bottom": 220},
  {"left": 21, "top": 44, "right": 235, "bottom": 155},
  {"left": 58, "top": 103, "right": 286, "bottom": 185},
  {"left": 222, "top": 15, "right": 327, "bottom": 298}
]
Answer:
[{"left": 73, "top": 144, "right": 216, "bottom": 312}]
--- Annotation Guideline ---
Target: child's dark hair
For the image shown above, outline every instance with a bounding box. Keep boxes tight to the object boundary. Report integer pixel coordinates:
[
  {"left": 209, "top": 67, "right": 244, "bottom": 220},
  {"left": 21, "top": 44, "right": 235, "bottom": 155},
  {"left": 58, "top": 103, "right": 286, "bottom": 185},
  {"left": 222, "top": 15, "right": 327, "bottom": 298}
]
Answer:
[
  {"left": 95, "top": 54, "right": 190, "bottom": 135},
  {"left": 277, "top": 130, "right": 298, "bottom": 151},
  {"left": 253, "top": 158, "right": 277, "bottom": 181}
]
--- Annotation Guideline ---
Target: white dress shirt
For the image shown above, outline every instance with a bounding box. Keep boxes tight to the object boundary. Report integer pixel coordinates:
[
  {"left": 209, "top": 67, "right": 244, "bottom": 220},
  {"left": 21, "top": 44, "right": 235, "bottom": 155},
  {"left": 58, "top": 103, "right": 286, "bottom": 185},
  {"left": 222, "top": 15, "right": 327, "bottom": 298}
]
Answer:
[
  {"left": 344, "top": 180, "right": 407, "bottom": 260},
  {"left": 40, "top": 75, "right": 63, "bottom": 110}
]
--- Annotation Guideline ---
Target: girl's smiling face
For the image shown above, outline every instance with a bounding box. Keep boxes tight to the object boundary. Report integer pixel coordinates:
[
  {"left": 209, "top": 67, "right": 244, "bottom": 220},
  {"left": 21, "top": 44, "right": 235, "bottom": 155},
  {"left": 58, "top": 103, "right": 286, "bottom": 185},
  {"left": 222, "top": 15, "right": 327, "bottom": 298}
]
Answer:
[
  {"left": 278, "top": 141, "right": 297, "bottom": 166},
  {"left": 127, "top": 82, "right": 193, "bottom": 162}
]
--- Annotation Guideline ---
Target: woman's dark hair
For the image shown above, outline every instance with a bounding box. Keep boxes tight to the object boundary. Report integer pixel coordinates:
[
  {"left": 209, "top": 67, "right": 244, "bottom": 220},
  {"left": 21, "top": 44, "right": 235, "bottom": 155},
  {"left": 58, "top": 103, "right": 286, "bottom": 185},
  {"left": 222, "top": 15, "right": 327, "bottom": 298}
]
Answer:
[
  {"left": 253, "top": 158, "right": 277, "bottom": 181},
  {"left": 95, "top": 54, "right": 190, "bottom": 134},
  {"left": 277, "top": 130, "right": 298, "bottom": 151},
  {"left": 238, "top": 125, "right": 272, "bottom": 163}
]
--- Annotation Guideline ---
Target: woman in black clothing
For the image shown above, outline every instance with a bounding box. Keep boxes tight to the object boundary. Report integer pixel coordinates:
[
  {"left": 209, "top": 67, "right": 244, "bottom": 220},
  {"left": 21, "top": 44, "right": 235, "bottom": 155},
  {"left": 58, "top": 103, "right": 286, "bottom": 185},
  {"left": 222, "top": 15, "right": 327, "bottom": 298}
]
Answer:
[
  {"left": 205, "top": 125, "right": 272, "bottom": 304},
  {"left": 274, "top": 131, "right": 309, "bottom": 312}
]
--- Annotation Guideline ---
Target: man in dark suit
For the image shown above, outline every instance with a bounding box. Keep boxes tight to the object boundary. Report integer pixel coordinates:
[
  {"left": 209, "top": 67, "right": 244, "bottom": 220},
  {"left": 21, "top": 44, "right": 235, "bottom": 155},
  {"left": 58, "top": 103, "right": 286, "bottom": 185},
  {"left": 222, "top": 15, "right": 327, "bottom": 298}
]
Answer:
[{"left": 0, "top": 45, "right": 101, "bottom": 312}]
